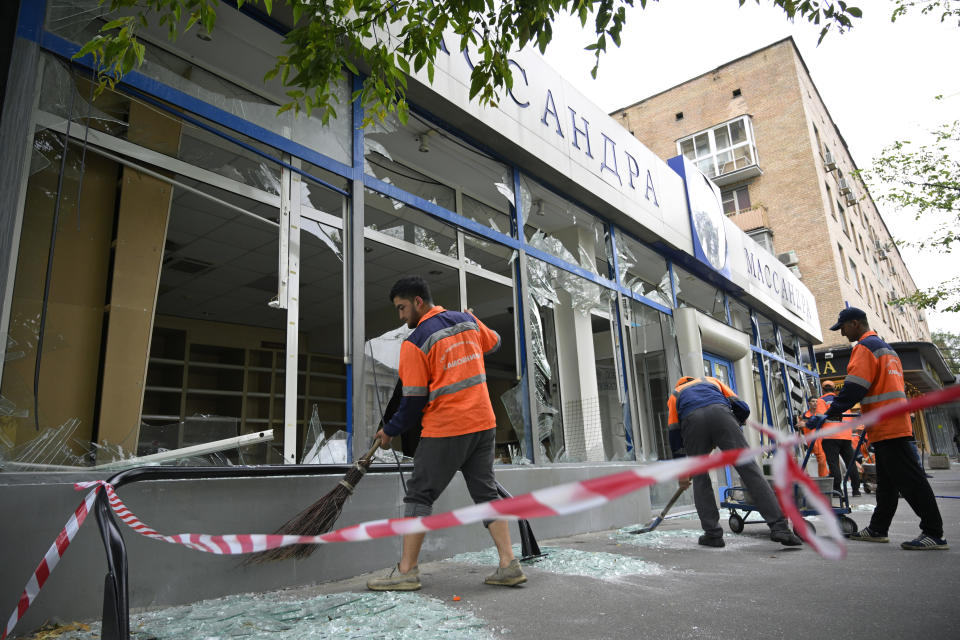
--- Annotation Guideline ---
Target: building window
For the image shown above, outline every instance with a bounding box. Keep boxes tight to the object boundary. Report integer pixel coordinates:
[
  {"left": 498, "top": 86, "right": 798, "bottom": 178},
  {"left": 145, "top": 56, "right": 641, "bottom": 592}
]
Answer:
[
  {"left": 839, "top": 244, "right": 849, "bottom": 281},
  {"left": 813, "top": 125, "right": 823, "bottom": 157},
  {"left": 826, "top": 184, "right": 836, "bottom": 220},
  {"left": 749, "top": 228, "right": 775, "bottom": 253},
  {"left": 721, "top": 185, "right": 751, "bottom": 214},
  {"left": 838, "top": 203, "right": 849, "bottom": 237},
  {"left": 849, "top": 259, "right": 860, "bottom": 291},
  {"left": 677, "top": 115, "right": 757, "bottom": 179}
]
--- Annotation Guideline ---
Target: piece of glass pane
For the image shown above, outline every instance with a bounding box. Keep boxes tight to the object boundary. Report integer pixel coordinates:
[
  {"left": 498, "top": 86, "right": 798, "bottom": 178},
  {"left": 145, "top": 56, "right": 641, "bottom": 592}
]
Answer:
[
  {"left": 364, "top": 152, "right": 456, "bottom": 212},
  {"left": 715, "top": 150, "right": 733, "bottom": 175},
  {"left": 625, "top": 300, "right": 679, "bottom": 461},
  {"left": 729, "top": 118, "right": 747, "bottom": 145},
  {"left": 756, "top": 313, "right": 779, "bottom": 355},
  {"left": 697, "top": 157, "right": 715, "bottom": 177},
  {"left": 47, "top": 3, "right": 353, "bottom": 166},
  {"left": 729, "top": 298, "right": 753, "bottom": 337},
  {"left": 365, "top": 188, "right": 458, "bottom": 257},
  {"left": 462, "top": 194, "right": 512, "bottom": 236},
  {"left": 464, "top": 233, "right": 516, "bottom": 277},
  {"left": 673, "top": 266, "right": 726, "bottom": 323},
  {"left": 733, "top": 145, "right": 753, "bottom": 168},
  {"left": 722, "top": 191, "right": 736, "bottom": 214},
  {"left": 365, "top": 111, "right": 510, "bottom": 224},
  {"left": 694, "top": 132, "right": 710, "bottom": 157},
  {"left": 680, "top": 138, "right": 695, "bottom": 159},
  {"left": 521, "top": 176, "right": 611, "bottom": 277},
  {"left": 735, "top": 186, "right": 751, "bottom": 210},
  {"left": 714, "top": 125, "right": 730, "bottom": 150},
  {"left": 615, "top": 233, "right": 672, "bottom": 307}
]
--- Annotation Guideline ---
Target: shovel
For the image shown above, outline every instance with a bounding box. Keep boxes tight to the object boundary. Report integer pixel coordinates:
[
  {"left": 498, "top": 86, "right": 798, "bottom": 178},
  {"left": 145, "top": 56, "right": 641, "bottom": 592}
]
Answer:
[{"left": 628, "top": 485, "right": 689, "bottom": 534}]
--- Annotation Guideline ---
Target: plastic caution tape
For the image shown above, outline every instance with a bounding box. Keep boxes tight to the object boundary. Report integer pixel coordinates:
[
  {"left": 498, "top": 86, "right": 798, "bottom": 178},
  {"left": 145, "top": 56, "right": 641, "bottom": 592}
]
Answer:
[{"left": 5, "top": 384, "right": 959, "bottom": 639}]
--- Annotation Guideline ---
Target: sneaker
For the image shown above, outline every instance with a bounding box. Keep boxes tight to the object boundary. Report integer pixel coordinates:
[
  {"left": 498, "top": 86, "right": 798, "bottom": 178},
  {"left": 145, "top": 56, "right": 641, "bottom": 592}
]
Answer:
[
  {"left": 851, "top": 490, "right": 862, "bottom": 497},
  {"left": 484, "top": 558, "right": 527, "bottom": 586},
  {"left": 698, "top": 534, "right": 725, "bottom": 548},
  {"left": 901, "top": 534, "right": 949, "bottom": 550},
  {"left": 849, "top": 527, "right": 889, "bottom": 543},
  {"left": 366, "top": 564, "right": 421, "bottom": 591},
  {"left": 770, "top": 529, "right": 803, "bottom": 546}
]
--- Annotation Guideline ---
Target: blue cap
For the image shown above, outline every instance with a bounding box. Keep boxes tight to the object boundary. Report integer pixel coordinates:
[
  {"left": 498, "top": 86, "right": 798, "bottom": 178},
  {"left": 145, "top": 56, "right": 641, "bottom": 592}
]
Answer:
[{"left": 828, "top": 307, "right": 866, "bottom": 331}]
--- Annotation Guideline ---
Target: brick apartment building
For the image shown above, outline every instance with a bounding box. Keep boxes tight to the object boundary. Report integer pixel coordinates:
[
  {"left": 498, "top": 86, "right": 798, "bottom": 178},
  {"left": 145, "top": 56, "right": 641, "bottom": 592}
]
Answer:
[
  {"left": 612, "top": 37, "right": 960, "bottom": 453},
  {"left": 612, "top": 37, "right": 928, "bottom": 352}
]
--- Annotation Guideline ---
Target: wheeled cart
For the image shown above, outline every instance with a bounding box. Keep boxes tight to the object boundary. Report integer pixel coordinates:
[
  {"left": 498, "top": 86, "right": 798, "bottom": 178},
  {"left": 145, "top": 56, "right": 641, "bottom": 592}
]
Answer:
[{"left": 721, "top": 429, "right": 867, "bottom": 537}]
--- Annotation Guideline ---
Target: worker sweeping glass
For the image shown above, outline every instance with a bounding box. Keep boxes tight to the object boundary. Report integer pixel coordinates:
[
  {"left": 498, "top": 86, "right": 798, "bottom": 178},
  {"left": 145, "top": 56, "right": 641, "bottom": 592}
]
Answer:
[
  {"left": 367, "top": 276, "right": 526, "bottom": 590},
  {"left": 669, "top": 375, "right": 803, "bottom": 548}
]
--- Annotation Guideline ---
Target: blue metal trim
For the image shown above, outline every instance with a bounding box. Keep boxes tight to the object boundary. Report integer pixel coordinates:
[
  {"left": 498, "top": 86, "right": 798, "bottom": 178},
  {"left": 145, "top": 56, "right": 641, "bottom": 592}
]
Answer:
[
  {"left": 622, "top": 289, "right": 673, "bottom": 316},
  {"left": 345, "top": 362, "right": 353, "bottom": 463},
  {"left": 16, "top": 0, "right": 46, "bottom": 41},
  {"left": 38, "top": 32, "right": 355, "bottom": 184},
  {"left": 362, "top": 174, "right": 522, "bottom": 250}
]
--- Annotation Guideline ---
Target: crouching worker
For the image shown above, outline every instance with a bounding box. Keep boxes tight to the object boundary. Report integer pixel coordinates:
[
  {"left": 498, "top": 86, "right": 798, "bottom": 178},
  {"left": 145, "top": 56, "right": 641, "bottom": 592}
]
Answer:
[
  {"left": 669, "top": 376, "right": 803, "bottom": 548},
  {"left": 367, "top": 276, "right": 526, "bottom": 591}
]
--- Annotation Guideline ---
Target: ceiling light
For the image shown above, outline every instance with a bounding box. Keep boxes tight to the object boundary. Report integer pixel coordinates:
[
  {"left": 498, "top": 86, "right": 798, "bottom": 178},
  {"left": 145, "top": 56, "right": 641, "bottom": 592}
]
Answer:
[{"left": 196, "top": 31, "right": 213, "bottom": 42}]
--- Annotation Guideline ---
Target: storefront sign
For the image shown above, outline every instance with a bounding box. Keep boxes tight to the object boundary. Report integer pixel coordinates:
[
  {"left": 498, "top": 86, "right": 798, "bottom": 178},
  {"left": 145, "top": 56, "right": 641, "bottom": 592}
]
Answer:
[
  {"left": 414, "top": 36, "right": 693, "bottom": 254},
  {"left": 668, "top": 156, "right": 820, "bottom": 339}
]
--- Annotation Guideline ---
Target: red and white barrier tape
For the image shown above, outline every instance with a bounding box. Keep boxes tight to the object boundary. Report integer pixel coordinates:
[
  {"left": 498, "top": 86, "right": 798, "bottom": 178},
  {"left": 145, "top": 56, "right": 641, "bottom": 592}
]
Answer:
[
  {"left": 5, "top": 384, "right": 959, "bottom": 639},
  {"left": 3, "top": 484, "right": 102, "bottom": 640}
]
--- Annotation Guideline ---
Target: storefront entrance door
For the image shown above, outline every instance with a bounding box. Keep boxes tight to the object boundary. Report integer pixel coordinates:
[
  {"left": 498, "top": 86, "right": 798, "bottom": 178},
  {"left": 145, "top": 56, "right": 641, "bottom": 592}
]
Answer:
[{"left": 703, "top": 352, "right": 737, "bottom": 499}]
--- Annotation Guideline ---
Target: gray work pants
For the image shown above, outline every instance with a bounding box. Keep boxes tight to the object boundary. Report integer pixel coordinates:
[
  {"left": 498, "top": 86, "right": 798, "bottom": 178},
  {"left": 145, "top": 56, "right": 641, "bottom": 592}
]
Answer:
[{"left": 681, "top": 404, "right": 789, "bottom": 538}]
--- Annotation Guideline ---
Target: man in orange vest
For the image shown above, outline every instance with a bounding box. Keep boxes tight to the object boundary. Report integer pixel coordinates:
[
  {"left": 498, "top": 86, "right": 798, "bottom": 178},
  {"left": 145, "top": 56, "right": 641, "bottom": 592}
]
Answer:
[
  {"left": 669, "top": 376, "right": 802, "bottom": 548},
  {"left": 367, "top": 276, "right": 527, "bottom": 590},
  {"left": 817, "top": 380, "right": 862, "bottom": 497},
  {"left": 801, "top": 397, "right": 830, "bottom": 477},
  {"left": 808, "top": 307, "right": 947, "bottom": 550}
]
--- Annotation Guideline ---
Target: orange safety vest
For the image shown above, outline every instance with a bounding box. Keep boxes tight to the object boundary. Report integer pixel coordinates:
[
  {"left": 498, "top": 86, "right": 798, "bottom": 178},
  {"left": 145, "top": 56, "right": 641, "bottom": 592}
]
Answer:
[
  {"left": 398, "top": 306, "right": 500, "bottom": 438},
  {"left": 667, "top": 376, "right": 739, "bottom": 430},
  {"left": 842, "top": 331, "right": 912, "bottom": 442}
]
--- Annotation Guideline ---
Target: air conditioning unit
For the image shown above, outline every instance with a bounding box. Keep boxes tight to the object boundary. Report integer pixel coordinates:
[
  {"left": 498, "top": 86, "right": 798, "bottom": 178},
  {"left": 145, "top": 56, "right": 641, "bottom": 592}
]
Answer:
[
  {"left": 777, "top": 250, "right": 800, "bottom": 267},
  {"left": 845, "top": 192, "right": 858, "bottom": 205},
  {"left": 823, "top": 150, "right": 837, "bottom": 171},
  {"left": 838, "top": 177, "right": 852, "bottom": 195}
]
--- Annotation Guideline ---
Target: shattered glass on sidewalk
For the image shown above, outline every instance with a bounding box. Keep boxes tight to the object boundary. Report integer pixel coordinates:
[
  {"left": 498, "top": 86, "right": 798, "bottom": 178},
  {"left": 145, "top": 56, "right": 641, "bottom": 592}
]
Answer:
[
  {"left": 443, "top": 544, "right": 666, "bottom": 580},
  {"left": 39, "top": 591, "right": 497, "bottom": 640}
]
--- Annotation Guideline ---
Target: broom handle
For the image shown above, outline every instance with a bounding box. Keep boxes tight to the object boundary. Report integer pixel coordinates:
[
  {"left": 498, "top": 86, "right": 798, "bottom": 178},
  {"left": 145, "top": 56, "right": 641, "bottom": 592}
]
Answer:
[{"left": 360, "top": 440, "right": 381, "bottom": 463}]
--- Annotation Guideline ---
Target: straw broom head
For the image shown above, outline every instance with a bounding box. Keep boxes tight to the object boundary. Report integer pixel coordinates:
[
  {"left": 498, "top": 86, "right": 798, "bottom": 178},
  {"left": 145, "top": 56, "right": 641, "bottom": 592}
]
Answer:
[{"left": 245, "top": 442, "right": 380, "bottom": 564}]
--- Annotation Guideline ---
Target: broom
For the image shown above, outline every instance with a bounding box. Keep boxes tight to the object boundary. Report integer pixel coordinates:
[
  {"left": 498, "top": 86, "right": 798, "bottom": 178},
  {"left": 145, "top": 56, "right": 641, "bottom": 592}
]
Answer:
[{"left": 245, "top": 439, "right": 382, "bottom": 563}]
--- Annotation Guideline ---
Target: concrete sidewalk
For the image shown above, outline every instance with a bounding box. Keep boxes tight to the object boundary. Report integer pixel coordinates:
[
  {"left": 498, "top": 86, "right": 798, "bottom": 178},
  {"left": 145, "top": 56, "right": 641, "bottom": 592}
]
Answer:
[
  {"left": 294, "top": 466, "right": 959, "bottom": 640},
  {"left": 19, "top": 466, "right": 959, "bottom": 639}
]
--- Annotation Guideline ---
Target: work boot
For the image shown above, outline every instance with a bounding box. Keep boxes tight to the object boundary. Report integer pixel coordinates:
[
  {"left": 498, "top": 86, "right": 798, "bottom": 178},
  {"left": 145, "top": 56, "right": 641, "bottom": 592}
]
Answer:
[
  {"left": 770, "top": 529, "right": 803, "bottom": 546},
  {"left": 698, "top": 534, "right": 725, "bottom": 548},
  {"left": 366, "top": 564, "right": 421, "bottom": 591},
  {"left": 849, "top": 527, "right": 888, "bottom": 543},
  {"left": 900, "top": 534, "right": 949, "bottom": 550},
  {"left": 484, "top": 558, "right": 527, "bottom": 586}
]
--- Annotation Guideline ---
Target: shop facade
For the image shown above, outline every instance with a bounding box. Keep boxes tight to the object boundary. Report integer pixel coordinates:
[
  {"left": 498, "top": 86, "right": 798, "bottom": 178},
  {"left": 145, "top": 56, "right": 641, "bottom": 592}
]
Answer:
[
  {"left": 0, "top": 1, "right": 834, "bottom": 623},
  {"left": 1, "top": 2, "right": 824, "bottom": 474}
]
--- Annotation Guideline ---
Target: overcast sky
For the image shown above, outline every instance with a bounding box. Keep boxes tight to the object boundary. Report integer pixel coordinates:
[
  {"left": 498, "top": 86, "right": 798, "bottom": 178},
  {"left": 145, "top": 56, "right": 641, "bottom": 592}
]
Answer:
[{"left": 540, "top": 0, "right": 960, "bottom": 335}]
